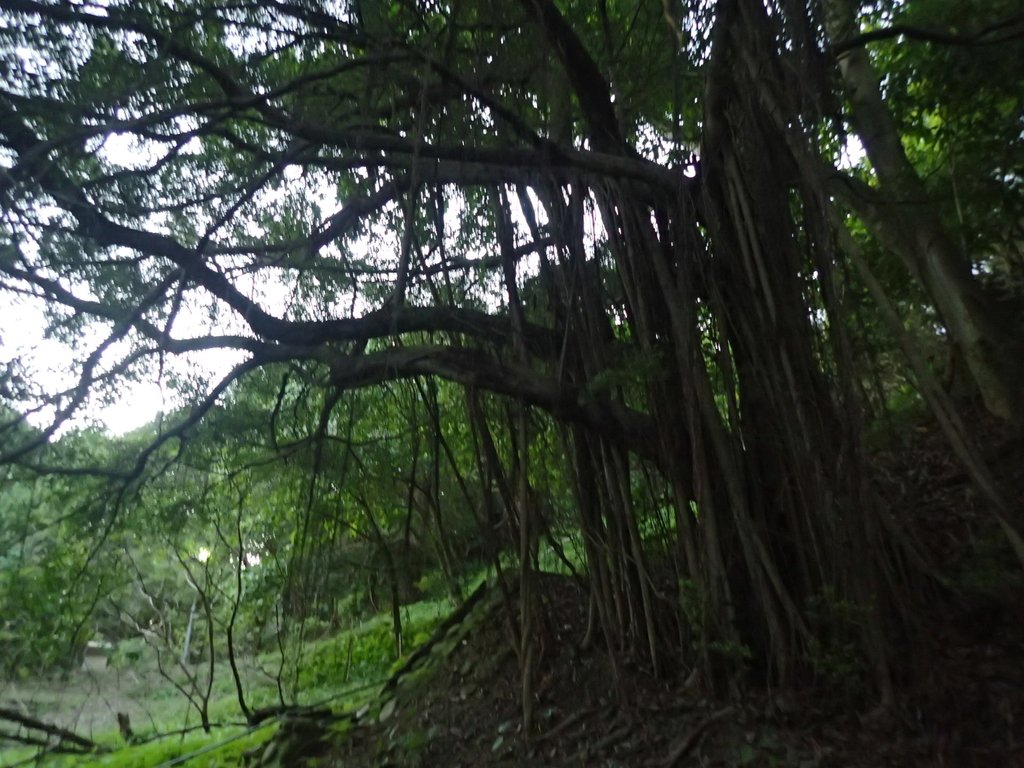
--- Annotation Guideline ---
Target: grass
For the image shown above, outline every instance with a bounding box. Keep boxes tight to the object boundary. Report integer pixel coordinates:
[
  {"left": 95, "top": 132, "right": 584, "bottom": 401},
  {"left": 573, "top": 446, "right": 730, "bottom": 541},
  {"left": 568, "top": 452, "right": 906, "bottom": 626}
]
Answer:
[{"left": 0, "top": 594, "right": 457, "bottom": 768}]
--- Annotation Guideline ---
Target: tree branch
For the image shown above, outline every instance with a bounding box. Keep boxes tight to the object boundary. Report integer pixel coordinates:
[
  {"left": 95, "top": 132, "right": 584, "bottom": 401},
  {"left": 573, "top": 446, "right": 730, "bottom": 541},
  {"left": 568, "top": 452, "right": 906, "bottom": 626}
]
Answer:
[
  {"left": 516, "top": 0, "right": 623, "bottom": 151},
  {"left": 832, "top": 13, "right": 1024, "bottom": 56},
  {"left": 323, "top": 345, "right": 664, "bottom": 465},
  {"left": 0, "top": 708, "right": 98, "bottom": 753}
]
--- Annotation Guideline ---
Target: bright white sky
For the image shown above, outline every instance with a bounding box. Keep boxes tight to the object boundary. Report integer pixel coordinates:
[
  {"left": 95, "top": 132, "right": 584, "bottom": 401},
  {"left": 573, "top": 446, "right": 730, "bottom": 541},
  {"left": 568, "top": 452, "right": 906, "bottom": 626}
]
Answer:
[
  {"left": 0, "top": 294, "right": 234, "bottom": 435},
  {"left": 0, "top": 128, "right": 343, "bottom": 435}
]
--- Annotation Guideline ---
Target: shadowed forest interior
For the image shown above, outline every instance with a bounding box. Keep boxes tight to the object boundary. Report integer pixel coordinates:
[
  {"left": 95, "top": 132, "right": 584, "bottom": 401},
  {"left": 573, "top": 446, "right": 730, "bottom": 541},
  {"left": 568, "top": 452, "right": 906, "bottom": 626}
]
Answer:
[{"left": 1, "top": 0, "right": 1022, "bottom": 765}]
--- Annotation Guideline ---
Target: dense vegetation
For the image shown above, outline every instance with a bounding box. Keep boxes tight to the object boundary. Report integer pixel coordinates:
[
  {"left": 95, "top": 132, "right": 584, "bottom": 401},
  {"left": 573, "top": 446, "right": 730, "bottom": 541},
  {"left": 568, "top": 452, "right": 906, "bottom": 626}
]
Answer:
[{"left": 1, "top": 0, "right": 1021, "bottom": 762}]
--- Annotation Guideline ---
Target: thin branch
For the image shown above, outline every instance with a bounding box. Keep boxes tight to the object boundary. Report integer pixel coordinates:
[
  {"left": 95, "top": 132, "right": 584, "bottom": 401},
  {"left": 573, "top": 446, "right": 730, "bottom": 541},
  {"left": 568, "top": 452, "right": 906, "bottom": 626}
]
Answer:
[
  {"left": 832, "top": 13, "right": 1024, "bottom": 56},
  {"left": 0, "top": 708, "right": 99, "bottom": 753}
]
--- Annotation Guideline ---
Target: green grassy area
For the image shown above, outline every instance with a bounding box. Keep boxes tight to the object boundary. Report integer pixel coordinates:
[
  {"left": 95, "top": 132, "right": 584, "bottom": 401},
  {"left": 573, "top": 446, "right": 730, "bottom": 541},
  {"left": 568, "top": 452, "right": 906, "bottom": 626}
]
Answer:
[
  {"left": 27, "top": 725, "right": 276, "bottom": 768},
  {"left": 0, "top": 595, "right": 457, "bottom": 768}
]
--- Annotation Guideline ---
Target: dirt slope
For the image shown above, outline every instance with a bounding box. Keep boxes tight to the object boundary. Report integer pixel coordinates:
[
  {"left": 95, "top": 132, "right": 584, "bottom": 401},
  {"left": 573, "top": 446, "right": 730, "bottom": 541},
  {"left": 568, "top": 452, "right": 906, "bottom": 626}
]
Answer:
[{"left": 247, "top": 415, "right": 1024, "bottom": 767}]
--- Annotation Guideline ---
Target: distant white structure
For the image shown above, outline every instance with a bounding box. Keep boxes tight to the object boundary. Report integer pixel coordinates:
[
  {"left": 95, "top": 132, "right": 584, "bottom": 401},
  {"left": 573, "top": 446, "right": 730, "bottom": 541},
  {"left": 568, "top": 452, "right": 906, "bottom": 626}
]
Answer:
[{"left": 81, "top": 640, "right": 114, "bottom": 671}]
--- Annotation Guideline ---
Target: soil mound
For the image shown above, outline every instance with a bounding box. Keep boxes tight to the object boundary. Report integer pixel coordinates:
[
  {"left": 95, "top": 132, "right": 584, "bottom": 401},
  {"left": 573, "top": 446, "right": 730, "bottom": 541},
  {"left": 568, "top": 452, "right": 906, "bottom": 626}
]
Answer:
[{"left": 248, "top": 415, "right": 1024, "bottom": 767}]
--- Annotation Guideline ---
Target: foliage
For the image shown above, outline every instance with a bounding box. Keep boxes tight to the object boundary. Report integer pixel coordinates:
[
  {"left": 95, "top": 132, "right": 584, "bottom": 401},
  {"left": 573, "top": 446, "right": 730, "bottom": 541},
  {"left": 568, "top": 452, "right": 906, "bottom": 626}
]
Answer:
[
  {"left": 0, "top": 0, "right": 1021, "bottom": 714},
  {"left": 297, "top": 598, "right": 449, "bottom": 691}
]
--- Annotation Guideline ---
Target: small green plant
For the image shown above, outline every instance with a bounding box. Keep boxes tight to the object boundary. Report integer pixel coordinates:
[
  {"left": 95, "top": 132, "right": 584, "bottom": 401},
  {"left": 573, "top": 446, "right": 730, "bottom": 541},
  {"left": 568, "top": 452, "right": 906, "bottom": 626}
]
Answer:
[
  {"left": 415, "top": 570, "right": 449, "bottom": 600},
  {"left": 806, "top": 588, "right": 867, "bottom": 693},
  {"left": 707, "top": 638, "right": 753, "bottom": 665},
  {"left": 109, "top": 637, "right": 147, "bottom": 668}
]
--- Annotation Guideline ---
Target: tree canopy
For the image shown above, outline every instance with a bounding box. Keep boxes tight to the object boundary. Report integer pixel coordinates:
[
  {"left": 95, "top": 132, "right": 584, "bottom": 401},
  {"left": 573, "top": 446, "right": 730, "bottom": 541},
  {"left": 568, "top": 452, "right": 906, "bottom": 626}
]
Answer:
[{"left": 1, "top": 0, "right": 1022, "bottom": 710}]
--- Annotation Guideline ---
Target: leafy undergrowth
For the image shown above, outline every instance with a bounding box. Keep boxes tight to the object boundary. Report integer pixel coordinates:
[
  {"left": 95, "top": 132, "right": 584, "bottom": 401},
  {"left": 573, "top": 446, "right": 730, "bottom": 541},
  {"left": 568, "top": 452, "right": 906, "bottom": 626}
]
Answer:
[{"left": 244, "top": 413, "right": 1024, "bottom": 768}]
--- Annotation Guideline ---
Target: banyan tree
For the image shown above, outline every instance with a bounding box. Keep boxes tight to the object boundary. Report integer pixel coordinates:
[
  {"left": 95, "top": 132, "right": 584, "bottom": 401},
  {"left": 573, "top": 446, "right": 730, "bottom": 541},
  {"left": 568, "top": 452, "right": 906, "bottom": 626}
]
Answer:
[{"left": 1, "top": 0, "right": 1021, "bottom": 708}]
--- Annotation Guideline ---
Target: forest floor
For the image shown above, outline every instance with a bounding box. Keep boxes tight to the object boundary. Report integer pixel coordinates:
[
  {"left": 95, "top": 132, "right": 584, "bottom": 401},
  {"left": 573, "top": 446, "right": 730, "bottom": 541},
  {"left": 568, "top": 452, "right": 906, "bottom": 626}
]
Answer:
[{"left": 249, "top": 407, "right": 1024, "bottom": 768}]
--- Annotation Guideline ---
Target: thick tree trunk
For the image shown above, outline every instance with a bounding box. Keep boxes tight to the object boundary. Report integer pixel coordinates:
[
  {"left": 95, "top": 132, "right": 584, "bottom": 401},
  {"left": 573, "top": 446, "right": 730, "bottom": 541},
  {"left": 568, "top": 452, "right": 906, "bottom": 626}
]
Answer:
[
  {"left": 825, "top": 0, "right": 1024, "bottom": 425},
  {"left": 507, "top": 0, "right": 904, "bottom": 696}
]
